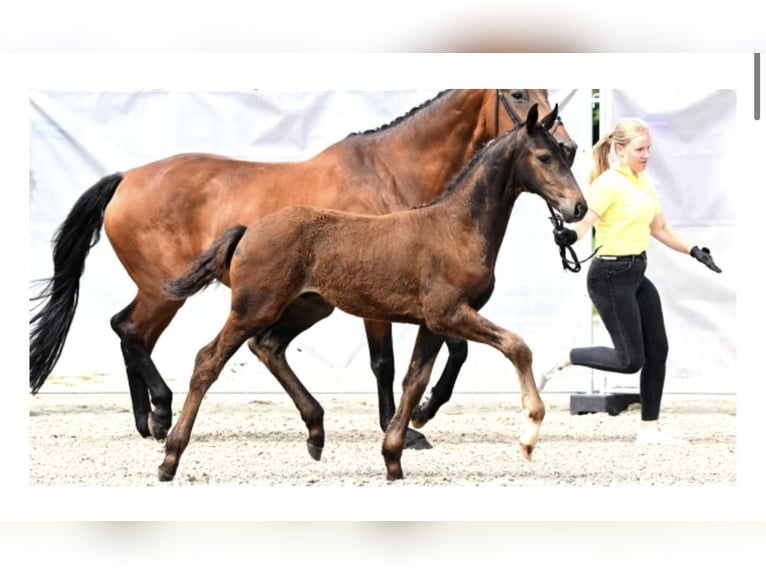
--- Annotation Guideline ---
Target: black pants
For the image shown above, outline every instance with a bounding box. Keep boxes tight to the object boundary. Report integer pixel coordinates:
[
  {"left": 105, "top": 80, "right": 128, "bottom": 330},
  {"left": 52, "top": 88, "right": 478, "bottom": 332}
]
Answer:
[{"left": 570, "top": 255, "right": 669, "bottom": 421}]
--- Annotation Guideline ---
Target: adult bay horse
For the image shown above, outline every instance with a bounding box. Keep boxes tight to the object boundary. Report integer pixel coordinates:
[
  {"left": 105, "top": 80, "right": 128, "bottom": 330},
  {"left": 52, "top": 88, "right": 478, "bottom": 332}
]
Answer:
[
  {"left": 29, "top": 89, "right": 577, "bottom": 448},
  {"left": 158, "top": 103, "right": 587, "bottom": 481}
]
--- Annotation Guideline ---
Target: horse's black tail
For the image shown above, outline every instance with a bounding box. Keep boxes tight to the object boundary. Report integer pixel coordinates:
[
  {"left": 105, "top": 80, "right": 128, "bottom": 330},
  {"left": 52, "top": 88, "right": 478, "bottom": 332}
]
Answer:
[
  {"left": 164, "top": 225, "right": 248, "bottom": 299},
  {"left": 29, "top": 173, "right": 123, "bottom": 394}
]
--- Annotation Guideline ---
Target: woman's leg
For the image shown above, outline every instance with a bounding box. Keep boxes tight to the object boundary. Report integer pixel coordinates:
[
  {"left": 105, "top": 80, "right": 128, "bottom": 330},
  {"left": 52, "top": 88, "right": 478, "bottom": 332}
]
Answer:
[
  {"left": 539, "top": 258, "right": 646, "bottom": 391},
  {"left": 635, "top": 276, "right": 669, "bottom": 422},
  {"left": 570, "top": 258, "right": 646, "bottom": 373}
]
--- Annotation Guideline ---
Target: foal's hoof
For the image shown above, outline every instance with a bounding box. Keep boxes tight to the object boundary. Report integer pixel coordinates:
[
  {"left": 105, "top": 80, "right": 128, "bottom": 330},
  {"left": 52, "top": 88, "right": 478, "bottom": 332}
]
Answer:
[
  {"left": 519, "top": 442, "right": 535, "bottom": 461},
  {"left": 157, "top": 466, "right": 175, "bottom": 482},
  {"left": 306, "top": 441, "right": 323, "bottom": 461},
  {"left": 405, "top": 427, "right": 433, "bottom": 450}
]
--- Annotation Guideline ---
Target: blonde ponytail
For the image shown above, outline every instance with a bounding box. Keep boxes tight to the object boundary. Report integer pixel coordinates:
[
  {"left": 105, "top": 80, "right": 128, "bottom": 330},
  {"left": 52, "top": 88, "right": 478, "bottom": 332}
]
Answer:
[
  {"left": 589, "top": 118, "right": 650, "bottom": 184},
  {"left": 589, "top": 133, "right": 613, "bottom": 184}
]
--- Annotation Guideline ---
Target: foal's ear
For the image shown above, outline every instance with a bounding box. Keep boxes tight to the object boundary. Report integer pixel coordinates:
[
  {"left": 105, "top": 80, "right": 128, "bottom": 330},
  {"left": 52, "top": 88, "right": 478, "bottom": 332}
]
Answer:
[
  {"left": 525, "top": 103, "right": 539, "bottom": 133},
  {"left": 541, "top": 103, "right": 559, "bottom": 131}
]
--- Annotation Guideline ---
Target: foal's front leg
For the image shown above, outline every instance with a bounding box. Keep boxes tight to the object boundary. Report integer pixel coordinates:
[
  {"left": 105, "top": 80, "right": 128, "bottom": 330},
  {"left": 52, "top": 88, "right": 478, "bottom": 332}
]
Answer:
[
  {"left": 381, "top": 327, "right": 445, "bottom": 481},
  {"left": 364, "top": 319, "right": 433, "bottom": 450},
  {"left": 428, "top": 304, "right": 545, "bottom": 460}
]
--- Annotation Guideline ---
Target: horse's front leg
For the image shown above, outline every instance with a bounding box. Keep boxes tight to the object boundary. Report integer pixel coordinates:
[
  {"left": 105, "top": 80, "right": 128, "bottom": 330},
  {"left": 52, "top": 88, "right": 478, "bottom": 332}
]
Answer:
[
  {"left": 381, "top": 327, "right": 444, "bottom": 481},
  {"left": 364, "top": 320, "right": 433, "bottom": 450},
  {"left": 411, "top": 336, "right": 468, "bottom": 428},
  {"left": 429, "top": 304, "right": 544, "bottom": 460}
]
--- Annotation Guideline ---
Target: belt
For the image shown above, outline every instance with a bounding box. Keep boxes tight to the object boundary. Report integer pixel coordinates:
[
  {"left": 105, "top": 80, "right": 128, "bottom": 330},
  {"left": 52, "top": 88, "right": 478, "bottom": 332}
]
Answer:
[{"left": 598, "top": 251, "right": 646, "bottom": 262}]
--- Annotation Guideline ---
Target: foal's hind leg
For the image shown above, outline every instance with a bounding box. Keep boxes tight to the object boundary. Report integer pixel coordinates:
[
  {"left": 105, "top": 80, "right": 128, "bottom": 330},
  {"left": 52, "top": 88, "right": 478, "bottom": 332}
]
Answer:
[
  {"left": 411, "top": 336, "right": 468, "bottom": 428},
  {"left": 159, "top": 316, "right": 251, "bottom": 481},
  {"left": 111, "top": 295, "right": 182, "bottom": 440},
  {"left": 364, "top": 320, "right": 433, "bottom": 451},
  {"left": 247, "top": 295, "right": 334, "bottom": 461}
]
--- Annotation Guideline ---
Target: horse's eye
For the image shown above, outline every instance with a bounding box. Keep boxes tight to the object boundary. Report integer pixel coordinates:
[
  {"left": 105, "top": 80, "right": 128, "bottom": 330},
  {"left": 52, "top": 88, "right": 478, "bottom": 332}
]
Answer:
[
  {"left": 537, "top": 153, "right": 552, "bottom": 164},
  {"left": 510, "top": 90, "right": 526, "bottom": 101}
]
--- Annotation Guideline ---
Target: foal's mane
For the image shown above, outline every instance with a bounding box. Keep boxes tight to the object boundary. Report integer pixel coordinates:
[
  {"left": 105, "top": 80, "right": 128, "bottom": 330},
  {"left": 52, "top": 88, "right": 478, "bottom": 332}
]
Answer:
[
  {"left": 414, "top": 117, "right": 565, "bottom": 210},
  {"left": 348, "top": 90, "right": 452, "bottom": 138}
]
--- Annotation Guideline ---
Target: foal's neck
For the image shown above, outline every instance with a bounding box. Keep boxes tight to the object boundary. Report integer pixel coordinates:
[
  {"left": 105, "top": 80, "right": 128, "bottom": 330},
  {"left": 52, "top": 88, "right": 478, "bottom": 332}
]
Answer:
[{"left": 426, "top": 133, "right": 523, "bottom": 268}]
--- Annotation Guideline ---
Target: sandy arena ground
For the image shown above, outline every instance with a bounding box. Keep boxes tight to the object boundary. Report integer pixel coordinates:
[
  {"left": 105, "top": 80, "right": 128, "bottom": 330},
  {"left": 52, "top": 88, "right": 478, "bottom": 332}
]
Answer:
[{"left": 29, "top": 387, "right": 736, "bottom": 487}]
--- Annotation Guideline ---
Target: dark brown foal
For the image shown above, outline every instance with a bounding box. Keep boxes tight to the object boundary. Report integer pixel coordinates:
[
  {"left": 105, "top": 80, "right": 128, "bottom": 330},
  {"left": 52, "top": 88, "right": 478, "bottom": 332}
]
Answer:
[{"left": 158, "top": 103, "right": 586, "bottom": 481}]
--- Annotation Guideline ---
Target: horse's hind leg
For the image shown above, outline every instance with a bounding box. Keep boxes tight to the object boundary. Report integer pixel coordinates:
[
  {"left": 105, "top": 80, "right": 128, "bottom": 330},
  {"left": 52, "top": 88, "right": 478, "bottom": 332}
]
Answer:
[
  {"left": 381, "top": 327, "right": 444, "bottom": 481},
  {"left": 247, "top": 295, "right": 334, "bottom": 461},
  {"left": 111, "top": 295, "right": 182, "bottom": 440},
  {"left": 411, "top": 335, "right": 467, "bottom": 428},
  {"left": 364, "top": 320, "right": 434, "bottom": 450}
]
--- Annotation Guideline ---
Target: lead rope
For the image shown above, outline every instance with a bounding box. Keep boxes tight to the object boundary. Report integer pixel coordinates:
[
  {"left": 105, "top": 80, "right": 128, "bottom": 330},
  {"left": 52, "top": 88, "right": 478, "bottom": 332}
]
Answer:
[{"left": 546, "top": 202, "right": 601, "bottom": 272}]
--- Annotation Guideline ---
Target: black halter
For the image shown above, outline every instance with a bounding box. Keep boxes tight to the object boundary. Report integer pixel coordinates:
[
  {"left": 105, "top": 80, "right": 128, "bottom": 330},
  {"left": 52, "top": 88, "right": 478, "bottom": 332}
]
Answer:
[{"left": 494, "top": 90, "right": 564, "bottom": 136}]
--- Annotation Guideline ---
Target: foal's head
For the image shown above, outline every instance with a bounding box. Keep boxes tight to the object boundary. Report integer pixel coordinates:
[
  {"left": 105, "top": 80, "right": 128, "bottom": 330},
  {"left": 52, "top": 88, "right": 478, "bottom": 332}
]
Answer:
[{"left": 514, "top": 104, "right": 587, "bottom": 223}]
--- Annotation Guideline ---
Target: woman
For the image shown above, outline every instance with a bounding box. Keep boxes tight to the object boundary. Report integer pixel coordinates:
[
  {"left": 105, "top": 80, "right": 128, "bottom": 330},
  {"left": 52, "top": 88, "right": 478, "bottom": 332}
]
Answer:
[{"left": 541, "top": 117, "right": 721, "bottom": 445}]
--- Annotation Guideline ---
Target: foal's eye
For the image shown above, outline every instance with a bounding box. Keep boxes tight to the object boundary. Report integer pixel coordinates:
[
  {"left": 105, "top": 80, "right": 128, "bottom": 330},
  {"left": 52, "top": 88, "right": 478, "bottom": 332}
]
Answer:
[{"left": 537, "top": 153, "right": 552, "bottom": 164}]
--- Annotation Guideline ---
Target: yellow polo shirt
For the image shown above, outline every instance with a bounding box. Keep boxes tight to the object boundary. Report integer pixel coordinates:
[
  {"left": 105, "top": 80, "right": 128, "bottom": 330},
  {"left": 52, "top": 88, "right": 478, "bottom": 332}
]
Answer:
[{"left": 587, "top": 166, "right": 661, "bottom": 256}]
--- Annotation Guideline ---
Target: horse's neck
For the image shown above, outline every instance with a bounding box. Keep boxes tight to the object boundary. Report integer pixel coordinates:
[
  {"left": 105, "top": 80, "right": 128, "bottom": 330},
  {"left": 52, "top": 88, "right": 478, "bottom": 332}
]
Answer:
[{"left": 359, "top": 90, "right": 493, "bottom": 205}]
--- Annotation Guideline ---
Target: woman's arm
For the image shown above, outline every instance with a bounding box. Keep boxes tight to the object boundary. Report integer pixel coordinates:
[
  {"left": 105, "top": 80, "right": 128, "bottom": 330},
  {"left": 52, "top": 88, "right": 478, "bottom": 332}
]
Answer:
[
  {"left": 572, "top": 209, "right": 600, "bottom": 241},
  {"left": 552, "top": 209, "right": 599, "bottom": 248},
  {"left": 650, "top": 211, "right": 693, "bottom": 254}
]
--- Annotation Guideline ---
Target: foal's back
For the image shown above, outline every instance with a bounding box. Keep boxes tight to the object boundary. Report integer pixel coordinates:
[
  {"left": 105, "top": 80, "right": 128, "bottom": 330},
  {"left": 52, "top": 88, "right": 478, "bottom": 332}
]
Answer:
[{"left": 228, "top": 202, "right": 488, "bottom": 325}]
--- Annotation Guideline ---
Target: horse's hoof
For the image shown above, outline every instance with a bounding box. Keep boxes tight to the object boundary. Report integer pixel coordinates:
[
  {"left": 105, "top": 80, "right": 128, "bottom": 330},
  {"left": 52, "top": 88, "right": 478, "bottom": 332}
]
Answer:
[
  {"left": 158, "top": 466, "right": 175, "bottom": 482},
  {"left": 410, "top": 407, "right": 429, "bottom": 429},
  {"left": 307, "top": 442, "right": 323, "bottom": 461},
  {"left": 405, "top": 427, "right": 433, "bottom": 450},
  {"left": 136, "top": 417, "right": 152, "bottom": 438},
  {"left": 519, "top": 442, "right": 535, "bottom": 461},
  {"left": 148, "top": 413, "right": 169, "bottom": 441}
]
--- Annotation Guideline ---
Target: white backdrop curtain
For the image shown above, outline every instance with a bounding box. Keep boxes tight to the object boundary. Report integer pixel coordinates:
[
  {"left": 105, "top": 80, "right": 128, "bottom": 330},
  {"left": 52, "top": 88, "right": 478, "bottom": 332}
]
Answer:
[{"left": 30, "top": 88, "right": 732, "bottom": 396}]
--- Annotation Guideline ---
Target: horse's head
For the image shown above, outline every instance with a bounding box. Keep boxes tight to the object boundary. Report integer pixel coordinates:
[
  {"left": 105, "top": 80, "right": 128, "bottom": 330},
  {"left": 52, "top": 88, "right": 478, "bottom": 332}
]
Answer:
[
  {"left": 516, "top": 103, "right": 587, "bottom": 223},
  {"left": 494, "top": 89, "right": 578, "bottom": 167}
]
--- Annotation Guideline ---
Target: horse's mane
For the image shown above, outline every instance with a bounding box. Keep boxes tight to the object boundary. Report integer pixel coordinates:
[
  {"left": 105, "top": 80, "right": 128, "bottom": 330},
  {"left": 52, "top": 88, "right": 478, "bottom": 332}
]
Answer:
[
  {"left": 413, "top": 129, "right": 518, "bottom": 210},
  {"left": 348, "top": 90, "right": 452, "bottom": 138}
]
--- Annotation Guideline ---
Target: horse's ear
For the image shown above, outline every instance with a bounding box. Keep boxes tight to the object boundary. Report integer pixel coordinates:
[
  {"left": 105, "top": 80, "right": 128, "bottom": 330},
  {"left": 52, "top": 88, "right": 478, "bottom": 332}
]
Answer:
[
  {"left": 541, "top": 103, "right": 559, "bottom": 131},
  {"left": 525, "top": 103, "right": 539, "bottom": 133}
]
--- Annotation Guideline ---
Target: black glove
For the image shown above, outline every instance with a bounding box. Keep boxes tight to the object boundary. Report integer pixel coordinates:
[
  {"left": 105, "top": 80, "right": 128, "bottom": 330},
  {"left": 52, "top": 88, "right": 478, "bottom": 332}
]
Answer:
[
  {"left": 690, "top": 246, "right": 722, "bottom": 273},
  {"left": 553, "top": 227, "right": 578, "bottom": 248}
]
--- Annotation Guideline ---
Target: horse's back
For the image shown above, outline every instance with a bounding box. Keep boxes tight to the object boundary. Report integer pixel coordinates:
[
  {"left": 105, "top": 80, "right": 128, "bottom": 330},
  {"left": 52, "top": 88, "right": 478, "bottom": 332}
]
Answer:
[{"left": 103, "top": 152, "right": 341, "bottom": 277}]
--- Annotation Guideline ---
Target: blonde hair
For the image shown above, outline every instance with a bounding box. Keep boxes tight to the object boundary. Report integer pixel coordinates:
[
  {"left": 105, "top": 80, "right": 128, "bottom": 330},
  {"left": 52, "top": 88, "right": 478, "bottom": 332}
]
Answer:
[{"left": 589, "top": 118, "right": 650, "bottom": 183}]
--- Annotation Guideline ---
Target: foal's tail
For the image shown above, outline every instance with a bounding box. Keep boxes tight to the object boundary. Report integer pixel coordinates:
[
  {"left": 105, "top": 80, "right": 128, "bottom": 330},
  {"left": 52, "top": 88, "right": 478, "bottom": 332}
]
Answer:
[
  {"left": 29, "top": 173, "right": 124, "bottom": 394},
  {"left": 164, "top": 225, "right": 248, "bottom": 299}
]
